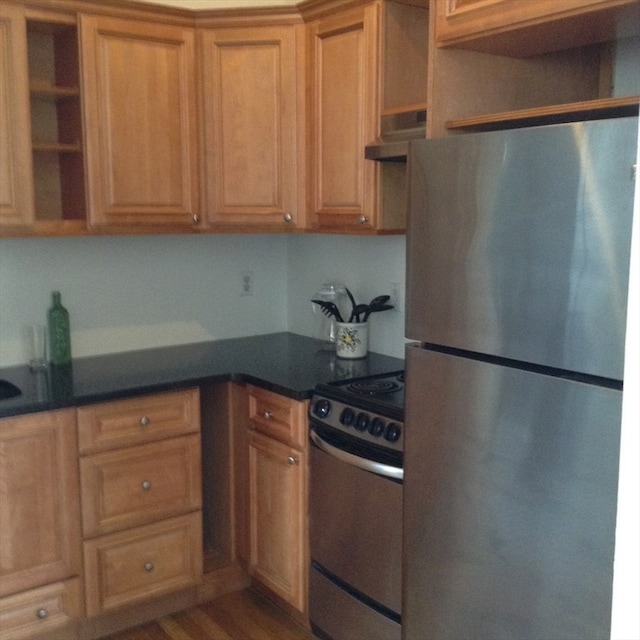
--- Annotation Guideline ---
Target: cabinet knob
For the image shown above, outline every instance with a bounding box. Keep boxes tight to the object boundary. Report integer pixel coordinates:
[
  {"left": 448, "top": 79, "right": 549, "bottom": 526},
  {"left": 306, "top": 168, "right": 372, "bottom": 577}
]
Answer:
[
  {"left": 192, "top": 214, "right": 201, "bottom": 224},
  {"left": 263, "top": 411, "right": 272, "bottom": 420},
  {"left": 287, "top": 456, "right": 298, "bottom": 465},
  {"left": 140, "top": 416, "right": 150, "bottom": 427},
  {"left": 141, "top": 480, "right": 152, "bottom": 491},
  {"left": 36, "top": 608, "right": 48, "bottom": 619},
  {"left": 283, "top": 213, "right": 293, "bottom": 223},
  {"left": 144, "top": 562, "right": 154, "bottom": 572},
  {"left": 358, "top": 215, "right": 368, "bottom": 225}
]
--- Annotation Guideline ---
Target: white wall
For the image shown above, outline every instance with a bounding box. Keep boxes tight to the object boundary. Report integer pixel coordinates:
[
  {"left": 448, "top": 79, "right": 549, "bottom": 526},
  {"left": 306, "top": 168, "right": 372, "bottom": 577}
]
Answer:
[
  {"left": 0, "top": 233, "right": 407, "bottom": 366},
  {"left": 0, "top": 234, "right": 288, "bottom": 365},
  {"left": 610, "top": 119, "right": 640, "bottom": 640}
]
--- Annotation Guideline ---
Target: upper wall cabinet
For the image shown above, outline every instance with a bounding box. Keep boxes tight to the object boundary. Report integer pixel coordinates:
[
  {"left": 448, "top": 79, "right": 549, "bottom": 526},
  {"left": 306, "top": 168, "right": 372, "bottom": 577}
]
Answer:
[
  {"left": 306, "top": 2, "right": 380, "bottom": 232},
  {"left": 427, "top": 0, "right": 640, "bottom": 136},
  {"left": 305, "top": 0, "right": 427, "bottom": 233},
  {"left": 0, "top": 4, "right": 34, "bottom": 228},
  {"left": 200, "top": 22, "right": 305, "bottom": 230},
  {"left": 1, "top": 3, "right": 86, "bottom": 234},
  {"left": 434, "top": 0, "right": 640, "bottom": 56},
  {"left": 80, "top": 15, "right": 201, "bottom": 229}
]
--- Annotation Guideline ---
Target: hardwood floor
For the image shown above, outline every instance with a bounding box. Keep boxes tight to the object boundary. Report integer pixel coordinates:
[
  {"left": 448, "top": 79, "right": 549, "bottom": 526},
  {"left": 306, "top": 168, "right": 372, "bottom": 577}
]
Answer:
[{"left": 100, "top": 589, "right": 317, "bottom": 640}]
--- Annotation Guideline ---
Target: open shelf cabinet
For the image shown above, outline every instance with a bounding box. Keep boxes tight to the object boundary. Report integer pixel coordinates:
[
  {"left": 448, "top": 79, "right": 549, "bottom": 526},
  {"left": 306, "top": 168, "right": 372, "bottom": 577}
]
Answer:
[{"left": 27, "top": 18, "right": 86, "bottom": 226}]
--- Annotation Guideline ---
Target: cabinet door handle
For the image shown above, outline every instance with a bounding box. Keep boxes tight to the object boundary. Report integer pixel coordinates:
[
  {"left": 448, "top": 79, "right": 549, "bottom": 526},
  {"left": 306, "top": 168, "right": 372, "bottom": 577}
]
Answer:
[
  {"left": 144, "top": 562, "right": 154, "bottom": 572},
  {"left": 287, "top": 456, "right": 298, "bottom": 465},
  {"left": 192, "top": 214, "right": 201, "bottom": 224},
  {"left": 36, "top": 608, "right": 48, "bottom": 619},
  {"left": 141, "top": 480, "right": 152, "bottom": 490},
  {"left": 358, "top": 215, "right": 368, "bottom": 225},
  {"left": 283, "top": 213, "right": 292, "bottom": 223},
  {"left": 263, "top": 411, "right": 272, "bottom": 420},
  {"left": 140, "top": 416, "right": 150, "bottom": 426}
]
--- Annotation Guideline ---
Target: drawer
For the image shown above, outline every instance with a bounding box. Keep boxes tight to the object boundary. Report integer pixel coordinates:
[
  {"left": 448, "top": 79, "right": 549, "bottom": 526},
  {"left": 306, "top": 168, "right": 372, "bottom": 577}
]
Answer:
[
  {"left": 0, "top": 577, "right": 83, "bottom": 640},
  {"left": 80, "top": 434, "right": 202, "bottom": 538},
  {"left": 77, "top": 388, "right": 199, "bottom": 454},
  {"left": 247, "top": 385, "right": 307, "bottom": 449},
  {"left": 83, "top": 512, "right": 202, "bottom": 617}
]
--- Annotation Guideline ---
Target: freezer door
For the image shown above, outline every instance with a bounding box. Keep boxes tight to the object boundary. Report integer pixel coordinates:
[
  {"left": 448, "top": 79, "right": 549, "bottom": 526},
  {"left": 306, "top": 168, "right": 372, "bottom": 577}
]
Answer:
[
  {"left": 403, "top": 346, "right": 622, "bottom": 640},
  {"left": 406, "top": 117, "right": 637, "bottom": 379}
]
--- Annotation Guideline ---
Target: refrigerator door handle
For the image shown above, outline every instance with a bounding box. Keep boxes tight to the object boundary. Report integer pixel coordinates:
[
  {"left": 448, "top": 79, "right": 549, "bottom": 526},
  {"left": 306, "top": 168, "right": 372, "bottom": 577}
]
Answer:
[{"left": 310, "top": 428, "right": 403, "bottom": 481}]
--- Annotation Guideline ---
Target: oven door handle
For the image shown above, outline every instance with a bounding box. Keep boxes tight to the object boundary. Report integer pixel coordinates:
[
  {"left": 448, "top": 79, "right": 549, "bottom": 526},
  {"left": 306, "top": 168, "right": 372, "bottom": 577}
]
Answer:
[{"left": 310, "top": 428, "right": 403, "bottom": 481}]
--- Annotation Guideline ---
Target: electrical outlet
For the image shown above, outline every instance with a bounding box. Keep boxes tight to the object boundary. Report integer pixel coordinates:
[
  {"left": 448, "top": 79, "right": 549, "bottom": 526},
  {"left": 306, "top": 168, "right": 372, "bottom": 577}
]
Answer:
[
  {"left": 241, "top": 271, "right": 254, "bottom": 296},
  {"left": 389, "top": 282, "right": 401, "bottom": 310}
]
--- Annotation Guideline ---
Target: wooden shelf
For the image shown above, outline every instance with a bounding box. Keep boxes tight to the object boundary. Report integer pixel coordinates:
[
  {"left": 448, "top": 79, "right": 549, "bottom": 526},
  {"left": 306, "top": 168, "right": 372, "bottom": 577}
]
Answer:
[
  {"left": 446, "top": 96, "right": 640, "bottom": 131},
  {"left": 381, "top": 102, "right": 427, "bottom": 117},
  {"left": 30, "top": 81, "right": 80, "bottom": 101},
  {"left": 32, "top": 142, "right": 82, "bottom": 153}
]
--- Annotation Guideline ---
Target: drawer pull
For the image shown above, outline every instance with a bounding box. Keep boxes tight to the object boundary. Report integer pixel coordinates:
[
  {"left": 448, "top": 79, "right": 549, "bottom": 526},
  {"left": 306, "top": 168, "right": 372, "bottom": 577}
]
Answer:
[
  {"left": 36, "top": 608, "right": 48, "bottom": 619},
  {"left": 140, "top": 416, "right": 150, "bottom": 427},
  {"left": 144, "top": 562, "right": 154, "bottom": 572},
  {"left": 263, "top": 411, "right": 272, "bottom": 420},
  {"left": 141, "top": 480, "right": 152, "bottom": 490},
  {"left": 287, "top": 456, "right": 298, "bottom": 465}
]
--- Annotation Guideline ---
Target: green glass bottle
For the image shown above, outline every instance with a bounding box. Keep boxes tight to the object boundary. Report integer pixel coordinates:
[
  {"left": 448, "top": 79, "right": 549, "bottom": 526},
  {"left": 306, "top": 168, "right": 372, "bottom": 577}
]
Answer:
[{"left": 48, "top": 291, "right": 71, "bottom": 365}]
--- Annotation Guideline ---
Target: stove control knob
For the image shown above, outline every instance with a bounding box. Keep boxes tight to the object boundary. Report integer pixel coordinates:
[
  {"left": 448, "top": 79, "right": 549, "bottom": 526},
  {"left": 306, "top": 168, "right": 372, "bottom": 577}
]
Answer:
[
  {"left": 369, "top": 417, "right": 385, "bottom": 437},
  {"left": 384, "top": 422, "right": 402, "bottom": 443},
  {"left": 340, "top": 407, "right": 355, "bottom": 426},
  {"left": 355, "top": 412, "right": 369, "bottom": 431},
  {"left": 313, "top": 399, "right": 331, "bottom": 419}
]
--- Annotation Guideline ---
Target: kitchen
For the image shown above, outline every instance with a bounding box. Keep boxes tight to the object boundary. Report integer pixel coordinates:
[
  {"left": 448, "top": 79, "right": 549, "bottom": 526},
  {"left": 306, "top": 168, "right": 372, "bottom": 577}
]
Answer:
[{"left": 0, "top": 0, "right": 639, "bottom": 638}]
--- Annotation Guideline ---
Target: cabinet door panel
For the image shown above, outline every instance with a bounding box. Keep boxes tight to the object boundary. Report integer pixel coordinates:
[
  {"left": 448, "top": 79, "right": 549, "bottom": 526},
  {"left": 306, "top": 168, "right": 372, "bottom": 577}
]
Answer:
[
  {"left": 308, "top": 4, "right": 379, "bottom": 230},
  {"left": 80, "top": 15, "right": 199, "bottom": 226},
  {"left": 83, "top": 512, "right": 202, "bottom": 616},
  {"left": 0, "top": 409, "right": 81, "bottom": 597},
  {"left": 248, "top": 430, "right": 306, "bottom": 612},
  {"left": 80, "top": 434, "right": 202, "bottom": 537},
  {"left": 0, "top": 577, "right": 83, "bottom": 640},
  {"left": 0, "top": 4, "right": 34, "bottom": 228},
  {"left": 201, "top": 25, "right": 300, "bottom": 227}
]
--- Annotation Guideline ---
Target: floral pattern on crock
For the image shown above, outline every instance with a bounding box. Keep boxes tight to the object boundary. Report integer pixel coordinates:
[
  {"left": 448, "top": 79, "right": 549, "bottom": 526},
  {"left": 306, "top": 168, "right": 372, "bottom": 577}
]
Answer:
[{"left": 338, "top": 326, "right": 361, "bottom": 352}]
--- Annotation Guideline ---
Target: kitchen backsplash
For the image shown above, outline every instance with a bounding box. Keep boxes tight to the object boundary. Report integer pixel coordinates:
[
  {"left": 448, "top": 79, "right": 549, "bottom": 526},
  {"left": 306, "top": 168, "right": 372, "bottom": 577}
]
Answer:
[{"left": 0, "top": 234, "right": 406, "bottom": 367}]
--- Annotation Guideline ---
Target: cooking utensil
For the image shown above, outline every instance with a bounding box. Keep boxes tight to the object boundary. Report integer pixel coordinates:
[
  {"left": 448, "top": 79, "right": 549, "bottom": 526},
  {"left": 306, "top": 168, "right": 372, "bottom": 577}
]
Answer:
[
  {"left": 349, "top": 304, "right": 369, "bottom": 323},
  {"left": 311, "top": 300, "right": 344, "bottom": 322},
  {"left": 363, "top": 303, "right": 394, "bottom": 321}
]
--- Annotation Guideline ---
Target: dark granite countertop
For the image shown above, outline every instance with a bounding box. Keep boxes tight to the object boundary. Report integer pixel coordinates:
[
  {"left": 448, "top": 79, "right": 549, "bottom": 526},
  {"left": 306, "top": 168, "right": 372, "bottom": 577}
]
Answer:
[{"left": 0, "top": 332, "right": 404, "bottom": 418}]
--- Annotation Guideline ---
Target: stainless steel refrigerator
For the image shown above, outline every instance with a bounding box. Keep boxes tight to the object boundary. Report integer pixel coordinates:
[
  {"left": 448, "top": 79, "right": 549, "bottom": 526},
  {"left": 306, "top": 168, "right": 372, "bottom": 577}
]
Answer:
[{"left": 403, "top": 117, "right": 638, "bottom": 640}]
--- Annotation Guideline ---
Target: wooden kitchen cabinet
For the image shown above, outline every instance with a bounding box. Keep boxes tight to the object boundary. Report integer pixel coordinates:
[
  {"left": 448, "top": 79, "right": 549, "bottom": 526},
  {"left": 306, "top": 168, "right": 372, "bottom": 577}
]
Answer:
[
  {"left": 427, "top": 0, "right": 639, "bottom": 137},
  {"left": 0, "top": 409, "right": 84, "bottom": 637},
  {"left": 0, "top": 4, "right": 34, "bottom": 229},
  {"left": 200, "top": 22, "right": 305, "bottom": 230},
  {"left": 78, "top": 388, "right": 203, "bottom": 616},
  {"left": 245, "top": 385, "right": 308, "bottom": 616},
  {"left": 306, "top": 2, "right": 380, "bottom": 232},
  {"left": 433, "top": 0, "right": 640, "bottom": 56},
  {"left": 305, "top": 0, "right": 426, "bottom": 233},
  {"left": 79, "top": 14, "right": 200, "bottom": 229}
]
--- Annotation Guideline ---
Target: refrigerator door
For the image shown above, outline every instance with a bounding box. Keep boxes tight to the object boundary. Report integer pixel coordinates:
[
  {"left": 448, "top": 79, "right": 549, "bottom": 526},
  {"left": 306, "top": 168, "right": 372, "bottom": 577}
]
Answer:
[
  {"left": 406, "top": 117, "right": 638, "bottom": 380},
  {"left": 403, "top": 346, "right": 622, "bottom": 640}
]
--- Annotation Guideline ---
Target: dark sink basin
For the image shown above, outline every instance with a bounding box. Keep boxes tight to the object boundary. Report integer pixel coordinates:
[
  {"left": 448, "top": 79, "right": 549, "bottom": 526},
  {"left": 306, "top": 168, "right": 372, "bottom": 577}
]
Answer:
[{"left": 0, "top": 379, "right": 22, "bottom": 401}]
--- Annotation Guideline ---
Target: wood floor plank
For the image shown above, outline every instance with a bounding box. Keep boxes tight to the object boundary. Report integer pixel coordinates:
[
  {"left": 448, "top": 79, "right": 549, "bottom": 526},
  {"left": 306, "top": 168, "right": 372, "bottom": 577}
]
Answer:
[{"left": 99, "top": 589, "right": 316, "bottom": 640}]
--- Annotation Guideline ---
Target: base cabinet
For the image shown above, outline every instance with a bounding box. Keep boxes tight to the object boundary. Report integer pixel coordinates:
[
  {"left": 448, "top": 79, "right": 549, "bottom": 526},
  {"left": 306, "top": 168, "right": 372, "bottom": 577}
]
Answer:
[
  {"left": 77, "top": 389, "right": 203, "bottom": 617},
  {"left": 0, "top": 408, "right": 83, "bottom": 638},
  {"left": 245, "top": 386, "right": 308, "bottom": 616}
]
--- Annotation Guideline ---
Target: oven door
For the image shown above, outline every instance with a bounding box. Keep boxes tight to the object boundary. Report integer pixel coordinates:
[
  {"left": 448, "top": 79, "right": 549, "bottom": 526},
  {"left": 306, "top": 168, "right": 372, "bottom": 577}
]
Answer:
[{"left": 309, "top": 426, "right": 403, "bottom": 640}]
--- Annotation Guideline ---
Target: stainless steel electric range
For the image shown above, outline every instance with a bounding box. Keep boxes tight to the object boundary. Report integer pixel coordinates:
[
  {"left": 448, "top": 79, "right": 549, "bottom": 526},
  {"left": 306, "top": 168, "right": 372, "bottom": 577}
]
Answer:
[{"left": 308, "top": 371, "right": 405, "bottom": 640}]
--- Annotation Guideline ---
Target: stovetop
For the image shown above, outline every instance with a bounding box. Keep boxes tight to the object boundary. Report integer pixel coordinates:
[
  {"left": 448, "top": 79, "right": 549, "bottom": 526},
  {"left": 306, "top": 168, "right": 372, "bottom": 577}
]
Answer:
[
  {"left": 314, "top": 371, "right": 405, "bottom": 420},
  {"left": 310, "top": 371, "right": 405, "bottom": 456}
]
